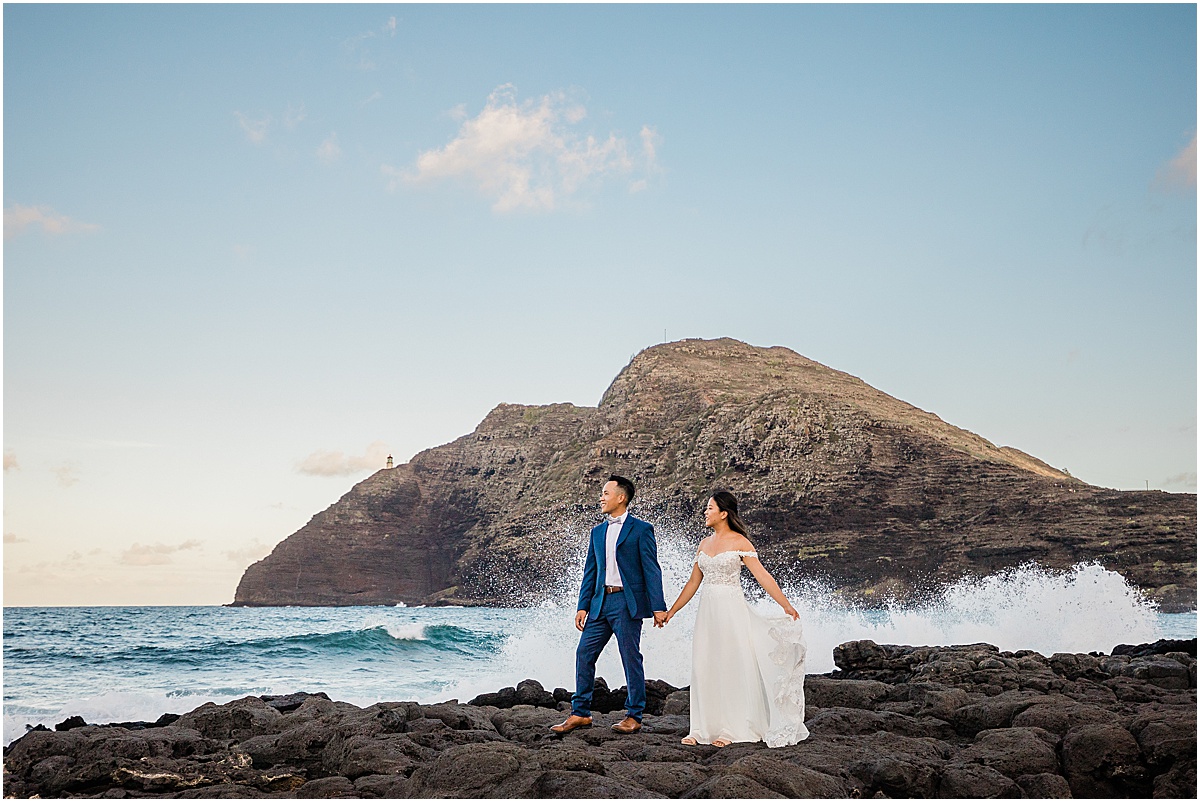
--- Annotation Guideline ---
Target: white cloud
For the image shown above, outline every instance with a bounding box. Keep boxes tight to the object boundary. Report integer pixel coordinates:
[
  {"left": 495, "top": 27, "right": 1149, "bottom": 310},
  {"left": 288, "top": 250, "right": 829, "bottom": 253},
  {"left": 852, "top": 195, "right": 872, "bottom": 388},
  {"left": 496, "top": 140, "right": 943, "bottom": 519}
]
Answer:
[
  {"left": 630, "top": 126, "right": 663, "bottom": 194},
  {"left": 224, "top": 541, "right": 274, "bottom": 564},
  {"left": 1156, "top": 133, "right": 1196, "bottom": 191},
  {"left": 343, "top": 16, "right": 399, "bottom": 70},
  {"left": 53, "top": 463, "right": 80, "bottom": 488},
  {"left": 284, "top": 103, "right": 306, "bottom": 131},
  {"left": 1163, "top": 472, "right": 1197, "bottom": 490},
  {"left": 235, "top": 112, "right": 271, "bottom": 144},
  {"left": 4, "top": 450, "right": 18, "bottom": 472},
  {"left": 398, "top": 84, "right": 653, "bottom": 212},
  {"left": 297, "top": 440, "right": 391, "bottom": 477},
  {"left": 317, "top": 133, "right": 343, "bottom": 165},
  {"left": 119, "top": 539, "right": 202, "bottom": 566},
  {"left": 361, "top": 91, "right": 384, "bottom": 107},
  {"left": 4, "top": 204, "right": 100, "bottom": 240},
  {"left": 640, "top": 125, "right": 661, "bottom": 168}
]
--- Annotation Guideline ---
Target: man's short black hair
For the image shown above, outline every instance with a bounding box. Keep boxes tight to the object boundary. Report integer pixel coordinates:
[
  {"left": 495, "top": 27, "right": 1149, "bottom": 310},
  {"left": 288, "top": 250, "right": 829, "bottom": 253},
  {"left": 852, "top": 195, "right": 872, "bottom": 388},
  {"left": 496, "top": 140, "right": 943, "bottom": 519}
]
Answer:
[{"left": 608, "top": 474, "right": 635, "bottom": 504}]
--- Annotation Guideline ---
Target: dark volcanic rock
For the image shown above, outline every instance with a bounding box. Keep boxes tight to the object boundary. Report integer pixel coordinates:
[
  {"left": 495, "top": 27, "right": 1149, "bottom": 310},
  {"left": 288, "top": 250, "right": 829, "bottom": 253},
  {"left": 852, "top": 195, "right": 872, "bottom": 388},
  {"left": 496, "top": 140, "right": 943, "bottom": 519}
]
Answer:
[
  {"left": 1113, "top": 638, "right": 1198, "bottom": 658},
  {"left": 5, "top": 638, "right": 1194, "bottom": 799},
  {"left": 958, "top": 727, "right": 1060, "bottom": 778},
  {"left": 1061, "top": 723, "right": 1150, "bottom": 797},
  {"left": 515, "top": 678, "right": 557, "bottom": 708},
  {"left": 469, "top": 684, "right": 517, "bottom": 708},
  {"left": 263, "top": 692, "right": 331, "bottom": 713},
  {"left": 937, "top": 761, "right": 1022, "bottom": 797},
  {"left": 231, "top": 338, "right": 1196, "bottom": 610}
]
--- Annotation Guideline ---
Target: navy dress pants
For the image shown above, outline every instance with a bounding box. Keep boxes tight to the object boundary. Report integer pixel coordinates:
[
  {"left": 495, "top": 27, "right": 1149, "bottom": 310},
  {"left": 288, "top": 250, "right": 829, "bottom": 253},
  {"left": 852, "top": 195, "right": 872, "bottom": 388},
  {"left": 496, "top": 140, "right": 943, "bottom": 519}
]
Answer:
[{"left": 572, "top": 591, "right": 646, "bottom": 721}]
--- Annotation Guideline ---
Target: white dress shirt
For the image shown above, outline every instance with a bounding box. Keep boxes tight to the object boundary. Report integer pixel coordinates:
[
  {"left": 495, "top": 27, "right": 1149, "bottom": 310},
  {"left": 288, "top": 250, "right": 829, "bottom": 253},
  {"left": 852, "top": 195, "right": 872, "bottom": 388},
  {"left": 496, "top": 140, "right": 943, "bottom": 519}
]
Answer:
[{"left": 604, "top": 512, "right": 627, "bottom": 587}]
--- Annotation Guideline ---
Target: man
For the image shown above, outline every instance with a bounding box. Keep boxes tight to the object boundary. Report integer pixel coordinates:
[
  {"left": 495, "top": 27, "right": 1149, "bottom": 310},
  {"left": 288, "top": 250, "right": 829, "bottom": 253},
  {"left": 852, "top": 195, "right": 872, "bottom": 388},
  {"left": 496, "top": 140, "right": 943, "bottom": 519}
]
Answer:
[{"left": 551, "top": 475, "right": 668, "bottom": 735}]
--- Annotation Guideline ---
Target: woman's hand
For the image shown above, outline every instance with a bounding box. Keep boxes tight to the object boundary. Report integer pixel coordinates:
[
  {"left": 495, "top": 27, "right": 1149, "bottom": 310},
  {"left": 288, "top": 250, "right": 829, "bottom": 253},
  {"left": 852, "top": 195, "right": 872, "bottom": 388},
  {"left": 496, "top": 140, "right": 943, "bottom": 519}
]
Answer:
[{"left": 782, "top": 603, "right": 799, "bottom": 621}]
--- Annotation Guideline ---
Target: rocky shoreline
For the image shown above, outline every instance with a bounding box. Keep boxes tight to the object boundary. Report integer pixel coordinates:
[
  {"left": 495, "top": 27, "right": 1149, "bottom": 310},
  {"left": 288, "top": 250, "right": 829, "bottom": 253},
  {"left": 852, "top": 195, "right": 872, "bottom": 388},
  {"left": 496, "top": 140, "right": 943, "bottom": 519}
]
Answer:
[{"left": 4, "top": 638, "right": 1194, "bottom": 798}]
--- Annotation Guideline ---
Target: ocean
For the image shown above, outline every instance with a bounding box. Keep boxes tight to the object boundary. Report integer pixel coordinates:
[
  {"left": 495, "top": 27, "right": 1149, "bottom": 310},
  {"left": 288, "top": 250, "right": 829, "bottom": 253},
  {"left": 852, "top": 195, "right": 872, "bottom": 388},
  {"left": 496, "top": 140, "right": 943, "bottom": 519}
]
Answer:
[{"left": 3, "top": 561, "right": 1195, "bottom": 747}]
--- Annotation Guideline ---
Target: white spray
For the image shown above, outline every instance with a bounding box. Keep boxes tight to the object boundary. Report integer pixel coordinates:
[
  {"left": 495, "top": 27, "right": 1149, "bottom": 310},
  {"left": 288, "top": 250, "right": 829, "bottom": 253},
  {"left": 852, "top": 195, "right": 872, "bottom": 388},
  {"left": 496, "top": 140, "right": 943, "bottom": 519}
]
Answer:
[{"left": 446, "top": 525, "right": 1171, "bottom": 700}]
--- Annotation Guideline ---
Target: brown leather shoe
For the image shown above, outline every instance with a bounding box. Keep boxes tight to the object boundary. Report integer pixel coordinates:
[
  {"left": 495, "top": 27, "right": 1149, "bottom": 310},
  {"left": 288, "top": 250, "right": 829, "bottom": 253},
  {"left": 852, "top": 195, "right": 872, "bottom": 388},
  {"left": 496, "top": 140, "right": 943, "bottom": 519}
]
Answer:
[
  {"left": 611, "top": 716, "right": 642, "bottom": 734},
  {"left": 549, "top": 714, "right": 593, "bottom": 734}
]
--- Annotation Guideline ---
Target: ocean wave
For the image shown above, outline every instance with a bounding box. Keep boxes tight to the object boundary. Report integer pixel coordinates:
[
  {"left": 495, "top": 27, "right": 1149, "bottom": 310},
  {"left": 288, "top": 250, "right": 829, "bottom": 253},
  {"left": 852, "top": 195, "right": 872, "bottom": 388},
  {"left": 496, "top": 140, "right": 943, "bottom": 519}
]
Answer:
[
  {"left": 6, "top": 624, "right": 499, "bottom": 668},
  {"left": 444, "top": 560, "right": 1177, "bottom": 699},
  {"left": 171, "top": 623, "right": 497, "bottom": 660}
]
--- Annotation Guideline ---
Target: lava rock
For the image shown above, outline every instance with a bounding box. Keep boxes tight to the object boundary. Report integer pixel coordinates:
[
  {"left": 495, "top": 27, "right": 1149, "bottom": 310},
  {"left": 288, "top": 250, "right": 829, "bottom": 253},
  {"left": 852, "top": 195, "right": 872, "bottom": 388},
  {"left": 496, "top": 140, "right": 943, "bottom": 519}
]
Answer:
[
  {"left": 469, "top": 685, "right": 517, "bottom": 708},
  {"left": 1112, "top": 638, "right": 1197, "bottom": 658},
  {"left": 958, "top": 727, "right": 1060, "bottom": 778},
  {"left": 54, "top": 715, "right": 87, "bottom": 732},
  {"left": 515, "top": 678, "right": 558, "bottom": 708},
  {"left": 4, "top": 639, "right": 1195, "bottom": 799},
  {"left": 1061, "top": 723, "right": 1149, "bottom": 797},
  {"left": 263, "top": 692, "right": 331, "bottom": 713}
]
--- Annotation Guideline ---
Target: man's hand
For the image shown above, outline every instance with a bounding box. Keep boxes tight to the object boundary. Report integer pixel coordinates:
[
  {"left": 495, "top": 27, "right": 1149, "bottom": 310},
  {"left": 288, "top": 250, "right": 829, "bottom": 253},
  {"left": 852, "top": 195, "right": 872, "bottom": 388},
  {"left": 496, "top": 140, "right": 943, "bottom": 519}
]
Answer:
[
  {"left": 575, "top": 610, "right": 588, "bottom": 631},
  {"left": 652, "top": 611, "right": 668, "bottom": 628}
]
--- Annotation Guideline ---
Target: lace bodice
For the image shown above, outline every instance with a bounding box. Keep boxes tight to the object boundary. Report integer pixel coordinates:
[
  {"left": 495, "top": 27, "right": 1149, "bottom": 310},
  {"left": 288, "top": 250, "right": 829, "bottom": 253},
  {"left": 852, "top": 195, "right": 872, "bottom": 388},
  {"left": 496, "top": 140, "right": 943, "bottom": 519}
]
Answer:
[{"left": 695, "top": 550, "right": 757, "bottom": 587}]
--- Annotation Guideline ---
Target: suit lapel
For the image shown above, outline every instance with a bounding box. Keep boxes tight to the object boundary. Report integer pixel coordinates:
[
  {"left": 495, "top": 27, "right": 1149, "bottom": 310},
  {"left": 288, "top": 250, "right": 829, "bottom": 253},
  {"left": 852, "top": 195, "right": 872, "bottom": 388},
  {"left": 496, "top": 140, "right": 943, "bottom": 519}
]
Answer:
[{"left": 615, "top": 515, "right": 634, "bottom": 550}]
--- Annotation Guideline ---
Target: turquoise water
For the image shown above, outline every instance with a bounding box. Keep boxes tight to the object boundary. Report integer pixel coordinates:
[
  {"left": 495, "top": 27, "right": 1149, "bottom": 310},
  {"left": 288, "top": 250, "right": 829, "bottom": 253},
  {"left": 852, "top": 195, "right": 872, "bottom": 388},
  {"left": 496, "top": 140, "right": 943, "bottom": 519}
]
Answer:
[
  {"left": 2, "top": 605, "right": 532, "bottom": 744},
  {"left": 4, "top": 589, "right": 1194, "bottom": 745}
]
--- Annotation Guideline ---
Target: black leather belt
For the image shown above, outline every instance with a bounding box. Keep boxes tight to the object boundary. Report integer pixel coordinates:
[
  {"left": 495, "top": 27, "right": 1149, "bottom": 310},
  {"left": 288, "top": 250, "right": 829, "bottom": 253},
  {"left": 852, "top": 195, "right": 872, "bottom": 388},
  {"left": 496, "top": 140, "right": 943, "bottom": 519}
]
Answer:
[{"left": 604, "top": 585, "right": 623, "bottom": 594}]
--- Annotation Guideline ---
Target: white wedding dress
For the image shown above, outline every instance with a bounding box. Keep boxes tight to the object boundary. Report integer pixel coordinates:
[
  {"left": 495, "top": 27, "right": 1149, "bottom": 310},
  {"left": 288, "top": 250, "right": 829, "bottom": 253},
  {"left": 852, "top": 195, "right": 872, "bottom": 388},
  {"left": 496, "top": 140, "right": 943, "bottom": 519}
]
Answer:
[{"left": 686, "top": 550, "right": 809, "bottom": 747}]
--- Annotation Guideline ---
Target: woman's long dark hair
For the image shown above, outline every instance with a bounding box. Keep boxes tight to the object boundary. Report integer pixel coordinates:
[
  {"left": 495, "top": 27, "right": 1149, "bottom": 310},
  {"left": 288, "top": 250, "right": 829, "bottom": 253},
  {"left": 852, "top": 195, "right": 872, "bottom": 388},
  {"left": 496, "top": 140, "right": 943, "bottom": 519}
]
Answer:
[{"left": 711, "top": 490, "right": 750, "bottom": 537}]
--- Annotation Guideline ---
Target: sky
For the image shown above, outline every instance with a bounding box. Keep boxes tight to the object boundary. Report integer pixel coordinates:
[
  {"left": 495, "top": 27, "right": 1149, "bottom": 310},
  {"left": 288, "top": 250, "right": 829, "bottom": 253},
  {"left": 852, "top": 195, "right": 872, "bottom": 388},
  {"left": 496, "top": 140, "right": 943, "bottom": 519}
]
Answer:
[{"left": 3, "top": 4, "right": 1195, "bottom": 606}]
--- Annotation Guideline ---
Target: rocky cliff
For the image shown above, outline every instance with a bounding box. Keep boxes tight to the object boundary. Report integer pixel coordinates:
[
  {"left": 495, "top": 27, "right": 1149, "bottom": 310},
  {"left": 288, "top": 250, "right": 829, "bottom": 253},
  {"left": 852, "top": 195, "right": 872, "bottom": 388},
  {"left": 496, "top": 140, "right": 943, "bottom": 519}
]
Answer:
[{"left": 233, "top": 339, "right": 1196, "bottom": 610}]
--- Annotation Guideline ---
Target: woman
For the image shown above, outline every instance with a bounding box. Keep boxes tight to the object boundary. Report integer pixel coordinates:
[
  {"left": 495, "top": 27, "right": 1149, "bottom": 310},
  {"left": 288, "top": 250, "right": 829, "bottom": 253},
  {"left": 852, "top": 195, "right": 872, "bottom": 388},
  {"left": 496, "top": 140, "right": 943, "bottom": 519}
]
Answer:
[{"left": 664, "top": 491, "right": 809, "bottom": 747}]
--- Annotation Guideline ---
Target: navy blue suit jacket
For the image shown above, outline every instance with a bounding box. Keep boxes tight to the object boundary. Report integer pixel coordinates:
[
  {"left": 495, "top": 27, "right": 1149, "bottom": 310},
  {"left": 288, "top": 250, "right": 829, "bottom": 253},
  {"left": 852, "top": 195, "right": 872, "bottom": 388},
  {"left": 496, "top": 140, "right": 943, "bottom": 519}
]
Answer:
[{"left": 577, "top": 515, "right": 667, "bottom": 620}]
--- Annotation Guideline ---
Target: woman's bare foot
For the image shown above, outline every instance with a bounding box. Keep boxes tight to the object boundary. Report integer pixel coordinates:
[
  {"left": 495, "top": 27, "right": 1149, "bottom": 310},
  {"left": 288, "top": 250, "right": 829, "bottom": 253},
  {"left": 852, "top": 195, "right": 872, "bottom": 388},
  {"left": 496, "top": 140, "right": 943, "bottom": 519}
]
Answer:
[
  {"left": 680, "top": 736, "right": 697, "bottom": 745},
  {"left": 713, "top": 738, "right": 731, "bottom": 748}
]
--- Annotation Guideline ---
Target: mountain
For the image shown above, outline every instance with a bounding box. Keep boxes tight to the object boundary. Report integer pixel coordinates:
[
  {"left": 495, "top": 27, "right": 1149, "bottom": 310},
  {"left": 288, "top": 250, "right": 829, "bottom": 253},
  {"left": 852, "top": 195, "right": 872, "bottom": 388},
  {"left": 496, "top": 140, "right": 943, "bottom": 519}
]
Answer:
[{"left": 233, "top": 339, "right": 1196, "bottom": 611}]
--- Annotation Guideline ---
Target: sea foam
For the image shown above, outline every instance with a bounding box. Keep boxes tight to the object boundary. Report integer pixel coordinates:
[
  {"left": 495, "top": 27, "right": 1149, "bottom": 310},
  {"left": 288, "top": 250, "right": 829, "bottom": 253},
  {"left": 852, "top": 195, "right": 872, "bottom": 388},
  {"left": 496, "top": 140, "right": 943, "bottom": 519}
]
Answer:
[{"left": 442, "top": 534, "right": 1180, "bottom": 701}]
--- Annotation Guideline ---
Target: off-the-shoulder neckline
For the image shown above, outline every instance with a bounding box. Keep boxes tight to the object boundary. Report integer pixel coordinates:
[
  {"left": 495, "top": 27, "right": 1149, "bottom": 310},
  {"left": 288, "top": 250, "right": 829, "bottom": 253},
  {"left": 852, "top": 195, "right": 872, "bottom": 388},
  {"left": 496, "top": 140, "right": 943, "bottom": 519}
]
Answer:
[{"left": 697, "top": 549, "right": 757, "bottom": 558}]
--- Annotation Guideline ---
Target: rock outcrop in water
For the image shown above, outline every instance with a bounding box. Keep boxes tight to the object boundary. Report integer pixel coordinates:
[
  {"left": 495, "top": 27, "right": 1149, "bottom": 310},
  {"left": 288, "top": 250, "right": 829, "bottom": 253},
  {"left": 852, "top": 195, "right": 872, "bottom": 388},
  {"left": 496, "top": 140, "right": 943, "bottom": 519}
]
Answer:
[
  {"left": 233, "top": 338, "right": 1196, "bottom": 610},
  {"left": 4, "top": 639, "right": 1194, "bottom": 798}
]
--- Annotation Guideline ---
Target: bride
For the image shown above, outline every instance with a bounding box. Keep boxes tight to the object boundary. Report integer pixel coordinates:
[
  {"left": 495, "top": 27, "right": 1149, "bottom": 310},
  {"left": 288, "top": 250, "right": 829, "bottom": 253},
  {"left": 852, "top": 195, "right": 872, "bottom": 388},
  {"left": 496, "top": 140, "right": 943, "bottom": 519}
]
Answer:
[{"left": 664, "top": 491, "right": 809, "bottom": 747}]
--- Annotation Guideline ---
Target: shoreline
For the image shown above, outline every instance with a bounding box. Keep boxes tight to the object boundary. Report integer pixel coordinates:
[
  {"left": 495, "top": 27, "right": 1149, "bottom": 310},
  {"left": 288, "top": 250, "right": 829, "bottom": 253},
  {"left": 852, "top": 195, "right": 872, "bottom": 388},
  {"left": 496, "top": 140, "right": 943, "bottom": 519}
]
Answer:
[{"left": 5, "top": 637, "right": 1195, "bottom": 798}]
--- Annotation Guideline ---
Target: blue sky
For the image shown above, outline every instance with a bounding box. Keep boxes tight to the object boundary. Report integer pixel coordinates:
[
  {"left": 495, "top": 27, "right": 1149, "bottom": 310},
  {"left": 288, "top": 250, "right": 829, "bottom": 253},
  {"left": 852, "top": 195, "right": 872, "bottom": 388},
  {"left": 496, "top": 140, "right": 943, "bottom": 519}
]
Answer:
[{"left": 4, "top": 4, "right": 1195, "bottom": 605}]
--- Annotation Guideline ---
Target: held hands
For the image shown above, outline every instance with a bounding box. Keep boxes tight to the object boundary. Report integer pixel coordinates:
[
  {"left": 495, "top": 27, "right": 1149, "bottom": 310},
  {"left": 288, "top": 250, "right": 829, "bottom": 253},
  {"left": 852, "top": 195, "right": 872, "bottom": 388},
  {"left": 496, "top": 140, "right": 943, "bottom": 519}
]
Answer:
[{"left": 579, "top": 610, "right": 671, "bottom": 628}]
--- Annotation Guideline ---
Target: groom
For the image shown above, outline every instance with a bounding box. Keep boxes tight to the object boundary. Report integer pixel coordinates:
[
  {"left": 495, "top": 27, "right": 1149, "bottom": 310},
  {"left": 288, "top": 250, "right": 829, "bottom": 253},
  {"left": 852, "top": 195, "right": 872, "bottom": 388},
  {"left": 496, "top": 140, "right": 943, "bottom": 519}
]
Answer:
[{"left": 551, "top": 475, "right": 668, "bottom": 735}]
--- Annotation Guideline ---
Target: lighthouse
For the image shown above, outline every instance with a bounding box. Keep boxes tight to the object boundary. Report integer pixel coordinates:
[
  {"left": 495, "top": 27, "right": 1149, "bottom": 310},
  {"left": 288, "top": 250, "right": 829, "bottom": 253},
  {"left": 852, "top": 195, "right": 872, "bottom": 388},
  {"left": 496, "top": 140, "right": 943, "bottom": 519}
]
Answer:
[{"left": 386, "top": 454, "right": 393, "bottom": 469}]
